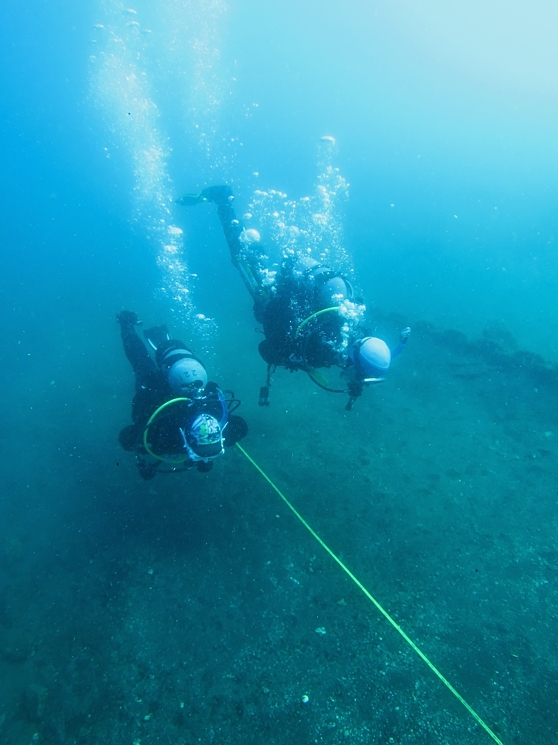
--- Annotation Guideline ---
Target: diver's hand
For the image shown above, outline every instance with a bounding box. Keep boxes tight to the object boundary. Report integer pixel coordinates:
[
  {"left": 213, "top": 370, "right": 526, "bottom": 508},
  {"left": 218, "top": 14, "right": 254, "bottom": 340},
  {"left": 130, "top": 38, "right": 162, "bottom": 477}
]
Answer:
[
  {"left": 400, "top": 327, "right": 411, "bottom": 343},
  {"left": 347, "top": 380, "right": 363, "bottom": 398}
]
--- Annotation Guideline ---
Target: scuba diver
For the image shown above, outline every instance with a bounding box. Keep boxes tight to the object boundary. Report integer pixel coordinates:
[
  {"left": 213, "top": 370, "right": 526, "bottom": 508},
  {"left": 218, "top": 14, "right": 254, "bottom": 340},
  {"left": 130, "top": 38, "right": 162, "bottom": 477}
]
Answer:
[
  {"left": 116, "top": 310, "right": 247, "bottom": 480},
  {"left": 177, "top": 185, "right": 410, "bottom": 410}
]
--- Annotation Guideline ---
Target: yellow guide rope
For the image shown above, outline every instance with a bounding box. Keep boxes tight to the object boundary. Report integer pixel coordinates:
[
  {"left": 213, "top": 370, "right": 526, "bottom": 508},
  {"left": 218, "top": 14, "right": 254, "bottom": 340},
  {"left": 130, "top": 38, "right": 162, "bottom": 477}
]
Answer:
[
  {"left": 235, "top": 442, "right": 504, "bottom": 745},
  {"left": 295, "top": 306, "right": 340, "bottom": 337},
  {"left": 143, "top": 397, "right": 192, "bottom": 463}
]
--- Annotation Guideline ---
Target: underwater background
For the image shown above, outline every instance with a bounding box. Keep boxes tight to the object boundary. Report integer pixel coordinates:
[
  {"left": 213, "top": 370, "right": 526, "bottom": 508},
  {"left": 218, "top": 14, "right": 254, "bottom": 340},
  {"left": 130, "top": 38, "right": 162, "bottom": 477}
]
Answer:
[{"left": 1, "top": 0, "right": 558, "bottom": 742}]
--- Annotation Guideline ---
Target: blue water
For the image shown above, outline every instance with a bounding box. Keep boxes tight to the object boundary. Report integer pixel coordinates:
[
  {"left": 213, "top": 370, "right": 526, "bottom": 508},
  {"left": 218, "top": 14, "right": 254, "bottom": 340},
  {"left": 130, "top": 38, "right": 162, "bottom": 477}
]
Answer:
[{"left": 1, "top": 1, "right": 558, "bottom": 743}]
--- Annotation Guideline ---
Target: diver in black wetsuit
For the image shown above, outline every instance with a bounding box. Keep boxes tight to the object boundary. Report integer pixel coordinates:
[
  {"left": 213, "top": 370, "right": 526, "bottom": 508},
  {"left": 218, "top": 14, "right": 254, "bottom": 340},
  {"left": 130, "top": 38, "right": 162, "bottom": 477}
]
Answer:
[
  {"left": 177, "top": 186, "right": 410, "bottom": 409},
  {"left": 116, "top": 310, "right": 247, "bottom": 480}
]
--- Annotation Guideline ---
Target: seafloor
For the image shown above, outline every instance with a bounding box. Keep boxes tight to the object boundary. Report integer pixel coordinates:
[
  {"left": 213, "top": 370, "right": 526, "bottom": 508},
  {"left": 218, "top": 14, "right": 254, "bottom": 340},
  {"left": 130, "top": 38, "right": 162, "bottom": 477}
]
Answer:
[{"left": 1, "top": 311, "right": 557, "bottom": 744}]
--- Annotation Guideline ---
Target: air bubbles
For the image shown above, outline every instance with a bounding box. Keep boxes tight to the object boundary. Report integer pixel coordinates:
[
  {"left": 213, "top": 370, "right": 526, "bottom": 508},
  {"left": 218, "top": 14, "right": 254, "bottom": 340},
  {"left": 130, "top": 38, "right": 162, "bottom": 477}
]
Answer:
[
  {"left": 90, "top": 2, "right": 223, "bottom": 351},
  {"left": 239, "top": 228, "right": 261, "bottom": 245},
  {"left": 338, "top": 299, "right": 366, "bottom": 322}
]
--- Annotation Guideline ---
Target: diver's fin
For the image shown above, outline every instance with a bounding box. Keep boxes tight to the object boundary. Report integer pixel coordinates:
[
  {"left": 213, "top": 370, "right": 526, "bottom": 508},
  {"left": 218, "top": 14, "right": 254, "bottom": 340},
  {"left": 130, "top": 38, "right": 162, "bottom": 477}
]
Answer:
[
  {"left": 306, "top": 366, "right": 331, "bottom": 388},
  {"left": 200, "top": 185, "right": 233, "bottom": 203},
  {"left": 175, "top": 192, "right": 207, "bottom": 207},
  {"left": 175, "top": 185, "right": 233, "bottom": 207},
  {"left": 143, "top": 325, "right": 170, "bottom": 351},
  {"left": 303, "top": 365, "right": 347, "bottom": 394}
]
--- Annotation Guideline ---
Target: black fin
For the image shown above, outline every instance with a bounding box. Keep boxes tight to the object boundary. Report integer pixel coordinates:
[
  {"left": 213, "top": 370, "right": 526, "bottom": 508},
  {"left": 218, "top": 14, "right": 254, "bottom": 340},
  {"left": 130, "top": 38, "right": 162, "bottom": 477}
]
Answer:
[
  {"left": 175, "top": 185, "right": 233, "bottom": 206},
  {"left": 200, "top": 185, "right": 233, "bottom": 203},
  {"left": 175, "top": 192, "right": 206, "bottom": 206},
  {"left": 143, "top": 325, "right": 170, "bottom": 351}
]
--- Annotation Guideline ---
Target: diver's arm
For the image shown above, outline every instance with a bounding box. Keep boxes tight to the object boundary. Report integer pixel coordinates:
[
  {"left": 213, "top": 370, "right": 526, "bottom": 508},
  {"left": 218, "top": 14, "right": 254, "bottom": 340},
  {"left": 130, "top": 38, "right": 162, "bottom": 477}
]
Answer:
[{"left": 391, "top": 327, "right": 411, "bottom": 359}]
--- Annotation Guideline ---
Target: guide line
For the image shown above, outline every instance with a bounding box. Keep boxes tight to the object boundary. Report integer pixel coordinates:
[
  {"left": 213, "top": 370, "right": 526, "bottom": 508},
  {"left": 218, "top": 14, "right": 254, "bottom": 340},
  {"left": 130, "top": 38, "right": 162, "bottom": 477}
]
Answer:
[{"left": 236, "top": 442, "right": 505, "bottom": 745}]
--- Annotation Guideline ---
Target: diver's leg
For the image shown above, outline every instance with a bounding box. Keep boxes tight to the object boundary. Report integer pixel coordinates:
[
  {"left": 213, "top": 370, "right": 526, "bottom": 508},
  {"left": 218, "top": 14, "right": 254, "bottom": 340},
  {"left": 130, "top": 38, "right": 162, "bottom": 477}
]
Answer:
[
  {"left": 177, "top": 186, "right": 270, "bottom": 307},
  {"left": 214, "top": 194, "right": 273, "bottom": 311},
  {"left": 177, "top": 185, "right": 242, "bottom": 257}
]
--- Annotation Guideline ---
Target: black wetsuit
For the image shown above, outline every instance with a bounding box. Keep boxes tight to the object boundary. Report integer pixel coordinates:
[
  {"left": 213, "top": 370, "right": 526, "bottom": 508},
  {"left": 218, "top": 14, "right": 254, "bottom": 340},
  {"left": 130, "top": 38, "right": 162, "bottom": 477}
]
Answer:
[{"left": 257, "top": 272, "right": 345, "bottom": 369}]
